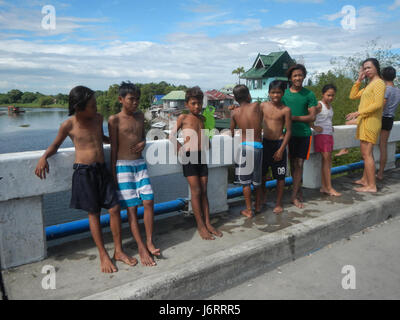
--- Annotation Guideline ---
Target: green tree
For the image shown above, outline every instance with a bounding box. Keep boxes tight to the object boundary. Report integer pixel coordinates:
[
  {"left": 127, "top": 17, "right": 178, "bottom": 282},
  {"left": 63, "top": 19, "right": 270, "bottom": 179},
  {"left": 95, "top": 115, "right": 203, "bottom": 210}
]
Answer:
[
  {"left": 330, "top": 39, "right": 400, "bottom": 84},
  {"left": 232, "top": 67, "right": 245, "bottom": 84},
  {"left": 0, "top": 94, "right": 11, "bottom": 104},
  {"left": 39, "top": 96, "right": 54, "bottom": 106},
  {"left": 21, "top": 92, "right": 37, "bottom": 103},
  {"left": 8, "top": 89, "right": 23, "bottom": 103}
]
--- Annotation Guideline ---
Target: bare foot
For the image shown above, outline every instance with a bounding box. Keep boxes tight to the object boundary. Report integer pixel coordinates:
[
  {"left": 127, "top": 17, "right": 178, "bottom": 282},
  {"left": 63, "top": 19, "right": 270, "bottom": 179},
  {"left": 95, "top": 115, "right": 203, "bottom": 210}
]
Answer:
[
  {"left": 354, "top": 186, "right": 377, "bottom": 193},
  {"left": 114, "top": 251, "right": 138, "bottom": 267},
  {"left": 291, "top": 198, "right": 304, "bottom": 209},
  {"left": 273, "top": 205, "right": 283, "bottom": 214},
  {"left": 335, "top": 149, "right": 349, "bottom": 157},
  {"left": 146, "top": 241, "right": 161, "bottom": 257},
  {"left": 100, "top": 254, "right": 118, "bottom": 273},
  {"left": 376, "top": 173, "right": 383, "bottom": 181},
  {"left": 206, "top": 223, "right": 223, "bottom": 237},
  {"left": 353, "top": 179, "right": 367, "bottom": 186},
  {"left": 320, "top": 188, "right": 342, "bottom": 197},
  {"left": 240, "top": 209, "right": 253, "bottom": 218},
  {"left": 198, "top": 227, "right": 215, "bottom": 240},
  {"left": 138, "top": 246, "right": 156, "bottom": 266}
]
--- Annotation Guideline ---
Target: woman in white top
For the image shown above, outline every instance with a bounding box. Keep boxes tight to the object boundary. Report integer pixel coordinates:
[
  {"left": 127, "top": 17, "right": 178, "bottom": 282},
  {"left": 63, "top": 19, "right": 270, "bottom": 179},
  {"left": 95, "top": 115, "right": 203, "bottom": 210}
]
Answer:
[{"left": 313, "top": 84, "right": 341, "bottom": 196}]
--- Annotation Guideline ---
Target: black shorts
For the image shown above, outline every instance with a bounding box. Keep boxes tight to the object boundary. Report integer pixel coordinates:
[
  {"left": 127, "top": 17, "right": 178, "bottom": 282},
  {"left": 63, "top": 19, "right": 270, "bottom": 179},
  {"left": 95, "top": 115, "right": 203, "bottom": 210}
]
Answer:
[
  {"left": 382, "top": 116, "right": 394, "bottom": 131},
  {"left": 288, "top": 136, "right": 312, "bottom": 160},
  {"left": 262, "top": 139, "right": 287, "bottom": 180},
  {"left": 182, "top": 151, "right": 208, "bottom": 177},
  {"left": 70, "top": 162, "right": 119, "bottom": 213}
]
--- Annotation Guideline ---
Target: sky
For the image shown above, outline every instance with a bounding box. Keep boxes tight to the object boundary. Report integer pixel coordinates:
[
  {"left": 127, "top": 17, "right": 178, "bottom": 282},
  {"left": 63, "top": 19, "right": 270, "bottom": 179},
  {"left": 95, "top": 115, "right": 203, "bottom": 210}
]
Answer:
[{"left": 0, "top": 0, "right": 399, "bottom": 94}]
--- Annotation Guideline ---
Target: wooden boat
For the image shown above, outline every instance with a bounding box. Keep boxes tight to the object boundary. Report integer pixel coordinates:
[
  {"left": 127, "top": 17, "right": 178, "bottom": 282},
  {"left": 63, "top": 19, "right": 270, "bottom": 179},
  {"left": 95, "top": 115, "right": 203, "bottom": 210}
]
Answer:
[{"left": 7, "top": 106, "right": 25, "bottom": 114}]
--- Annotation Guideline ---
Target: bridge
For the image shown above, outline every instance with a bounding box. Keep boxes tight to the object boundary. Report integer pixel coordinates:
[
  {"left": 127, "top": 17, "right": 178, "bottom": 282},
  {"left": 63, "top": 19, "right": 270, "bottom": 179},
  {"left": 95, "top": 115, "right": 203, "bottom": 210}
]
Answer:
[{"left": 0, "top": 123, "right": 399, "bottom": 299}]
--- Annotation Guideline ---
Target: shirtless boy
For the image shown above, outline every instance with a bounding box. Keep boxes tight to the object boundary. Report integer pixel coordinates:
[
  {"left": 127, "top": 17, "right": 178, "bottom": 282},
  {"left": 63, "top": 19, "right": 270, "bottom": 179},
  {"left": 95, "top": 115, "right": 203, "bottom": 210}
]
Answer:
[
  {"left": 230, "top": 85, "right": 263, "bottom": 218},
  {"left": 170, "top": 86, "right": 222, "bottom": 240},
  {"left": 260, "top": 80, "right": 292, "bottom": 214},
  {"left": 108, "top": 82, "right": 160, "bottom": 266},
  {"left": 35, "top": 86, "right": 137, "bottom": 273}
]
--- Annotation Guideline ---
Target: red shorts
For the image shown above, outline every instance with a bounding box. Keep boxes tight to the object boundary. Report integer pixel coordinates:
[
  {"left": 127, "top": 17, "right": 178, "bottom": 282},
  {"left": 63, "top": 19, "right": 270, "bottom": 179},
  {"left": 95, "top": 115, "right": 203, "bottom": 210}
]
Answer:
[{"left": 314, "top": 134, "right": 334, "bottom": 153}]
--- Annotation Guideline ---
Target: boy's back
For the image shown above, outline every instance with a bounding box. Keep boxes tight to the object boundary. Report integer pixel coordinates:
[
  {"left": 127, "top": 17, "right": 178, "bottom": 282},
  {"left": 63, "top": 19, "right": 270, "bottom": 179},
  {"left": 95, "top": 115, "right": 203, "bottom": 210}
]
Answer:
[{"left": 232, "top": 102, "right": 262, "bottom": 142}]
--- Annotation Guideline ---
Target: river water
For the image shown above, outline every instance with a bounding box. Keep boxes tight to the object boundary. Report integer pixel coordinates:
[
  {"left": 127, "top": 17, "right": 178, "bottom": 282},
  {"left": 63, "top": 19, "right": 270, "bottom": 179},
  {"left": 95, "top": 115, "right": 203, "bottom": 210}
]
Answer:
[{"left": 0, "top": 107, "right": 188, "bottom": 228}]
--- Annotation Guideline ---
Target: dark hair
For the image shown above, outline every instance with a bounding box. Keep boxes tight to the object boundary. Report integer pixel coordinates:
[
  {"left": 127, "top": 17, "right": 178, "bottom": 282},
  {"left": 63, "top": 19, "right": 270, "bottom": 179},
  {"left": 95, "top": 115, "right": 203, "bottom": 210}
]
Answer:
[
  {"left": 269, "top": 80, "right": 286, "bottom": 93},
  {"left": 362, "top": 58, "right": 381, "bottom": 78},
  {"left": 119, "top": 81, "right": 141, "bottom": 98},
  {"left": 185, "top": 86, "right": 204, "bottom": 103},
  {"left": 68, "top": 86, "right": 95, "bottom": 116},
  {"left": 233, "top": 84, "right": 251, "bottom": 103},
  {"left": 322, "top": 84, "right": 337, "bottom": 94},
  {"left": 382, "top": 66, "right": 396, "bottom": 81},
  {"left": 287, "top": 64, "right": 307, "bottom": 80}
]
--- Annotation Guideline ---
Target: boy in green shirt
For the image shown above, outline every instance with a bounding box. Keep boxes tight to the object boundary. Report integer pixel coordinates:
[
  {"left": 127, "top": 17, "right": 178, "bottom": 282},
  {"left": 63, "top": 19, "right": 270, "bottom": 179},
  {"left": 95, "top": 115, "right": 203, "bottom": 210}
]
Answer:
[{"left": 281, "top": 64, "right": 318, "bottom": 208}]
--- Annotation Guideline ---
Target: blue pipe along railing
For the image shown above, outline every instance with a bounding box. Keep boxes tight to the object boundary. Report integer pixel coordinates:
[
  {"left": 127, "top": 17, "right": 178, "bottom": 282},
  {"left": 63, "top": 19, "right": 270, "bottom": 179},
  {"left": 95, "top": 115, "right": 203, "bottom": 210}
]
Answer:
[{"left": 46, "top": 156, "right": 399, "bottom": 240}]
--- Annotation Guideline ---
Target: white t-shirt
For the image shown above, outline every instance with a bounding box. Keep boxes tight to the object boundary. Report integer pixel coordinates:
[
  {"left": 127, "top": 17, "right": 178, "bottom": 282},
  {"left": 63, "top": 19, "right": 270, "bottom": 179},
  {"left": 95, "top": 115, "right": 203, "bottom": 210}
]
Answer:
[{"left": 314, "top": 101, "right": 333, "bottom": 135}]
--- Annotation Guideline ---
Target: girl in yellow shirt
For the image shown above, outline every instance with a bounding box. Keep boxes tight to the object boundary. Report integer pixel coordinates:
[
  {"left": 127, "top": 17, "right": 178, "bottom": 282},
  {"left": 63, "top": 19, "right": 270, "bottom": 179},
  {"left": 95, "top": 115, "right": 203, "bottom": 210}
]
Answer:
[{"left": 346, "top": 58, "right": 386, "bottom": 193}]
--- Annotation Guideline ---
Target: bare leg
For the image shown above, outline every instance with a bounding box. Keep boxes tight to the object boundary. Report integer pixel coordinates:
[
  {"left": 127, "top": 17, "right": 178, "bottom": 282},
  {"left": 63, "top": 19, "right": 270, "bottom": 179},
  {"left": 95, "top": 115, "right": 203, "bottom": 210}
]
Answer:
[
  {"left": 109, "top": 205, "right": 137, "bottom": 267},
  {"left": 335, "top": 149, "right": 349, "bottom": 157},
  {"left": 273, "top": 179, "right": 285, "bottom": 214},
  {"left": 142, "top": 200, "right": 161, "bottom": 256},
  {"left": 200, "top": 176, "right": 222, "bottom": 237},
  {"left": 261, "top": 177, "right": 267, "bottom": 205},
  {"left": 290, "top": 158, "right": 304, "bottom": 208},
  {"left": 126, "top": 206, "right": 156, "bottom": 266},
  {"left": 241, "top": 185, "right": 254, "bottom": 218},
  {"left": 254, "top": 186, "right": 262, "bottom": 213},
  {"left": 320, "top": 152, "right": 341, "bottom": 196},
  {"left": 354, "top": 141, "right": 377, "bottom": 193},
  {"left": 88, "top": 212, "right": 117, "bottom": 273},
  {"left": 187, "top": 176, "right": 215, "bottom": 240},
  {"left": 377, "top": 129, "right": 390, "bottom": 180}
]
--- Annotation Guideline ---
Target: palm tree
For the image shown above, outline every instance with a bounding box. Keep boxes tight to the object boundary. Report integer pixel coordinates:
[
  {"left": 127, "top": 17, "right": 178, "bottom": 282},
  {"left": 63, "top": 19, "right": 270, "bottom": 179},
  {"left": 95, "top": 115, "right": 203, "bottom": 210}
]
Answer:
[{"left": 232, "top": 67, "right": 245, "bottom": 84}]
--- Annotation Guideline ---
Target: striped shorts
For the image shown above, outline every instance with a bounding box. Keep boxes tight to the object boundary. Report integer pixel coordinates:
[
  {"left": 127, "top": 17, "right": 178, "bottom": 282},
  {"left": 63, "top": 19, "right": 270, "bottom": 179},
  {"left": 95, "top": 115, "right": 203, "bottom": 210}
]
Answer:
[{"left": 116, "top": 159, "right": 154, "bottom": 208}]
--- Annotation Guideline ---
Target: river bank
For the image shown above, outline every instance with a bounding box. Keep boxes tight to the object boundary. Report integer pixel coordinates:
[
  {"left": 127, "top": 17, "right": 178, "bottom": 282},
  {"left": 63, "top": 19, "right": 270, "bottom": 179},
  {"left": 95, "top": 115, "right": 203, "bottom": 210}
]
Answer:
[{"left": 0, "top": 103, "right": 67, "bottom": 109}]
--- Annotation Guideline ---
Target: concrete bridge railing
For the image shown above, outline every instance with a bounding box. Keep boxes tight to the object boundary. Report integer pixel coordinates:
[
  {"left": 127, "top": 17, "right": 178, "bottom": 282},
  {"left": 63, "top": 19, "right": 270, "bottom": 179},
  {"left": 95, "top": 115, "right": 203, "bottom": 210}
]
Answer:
[{"left": 1, "top": 123, "right": 400, "bottom": 269}]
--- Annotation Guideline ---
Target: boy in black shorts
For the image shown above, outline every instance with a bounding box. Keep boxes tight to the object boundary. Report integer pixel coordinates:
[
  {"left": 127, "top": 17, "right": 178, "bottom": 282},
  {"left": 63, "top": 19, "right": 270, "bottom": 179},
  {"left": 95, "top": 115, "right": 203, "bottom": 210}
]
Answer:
[
  {"left": 170, "top": 86, "right": 222, "bottom": 240},
  {"left": 260, "top": 81, "right": 292, "bottom": 214},
  {"left": 35, "top": 86, "right": 137, "bottom": 273},
  {"left": 281, "top": 64, "right": 318, "bottom": 208}
]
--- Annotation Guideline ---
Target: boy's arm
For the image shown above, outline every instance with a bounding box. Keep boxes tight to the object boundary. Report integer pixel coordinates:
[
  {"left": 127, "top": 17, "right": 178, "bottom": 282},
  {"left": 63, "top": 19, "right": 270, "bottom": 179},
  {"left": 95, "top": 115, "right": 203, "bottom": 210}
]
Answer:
[
  {"left": 292, "top": 106, "right": 317, "bottom": 123},
  {"left": 108, "top": 116, "right": 119, "bottom": 184},
  {"left": 100, "top": 115, "right": 110, "bottom": 144},
  {"left": 274, "top": 108, "right": 291, "bottom": 161},
  {"left": 35, "top": 120, "right": 71, "bottom": 179},
  {"left": 169, "top": 115, "right": 183, "bottom": 154},
  {"left": 131, "top": 115, "right": 146, "bottom": 154},
  {"left": 230, "top": 112, "right": 237, "bottom": 137}
]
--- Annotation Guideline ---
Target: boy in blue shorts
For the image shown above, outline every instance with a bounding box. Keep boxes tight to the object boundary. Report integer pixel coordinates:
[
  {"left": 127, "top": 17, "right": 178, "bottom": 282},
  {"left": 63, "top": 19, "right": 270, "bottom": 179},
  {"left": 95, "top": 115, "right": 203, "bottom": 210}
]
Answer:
[
  {"left": 230, "top": 85, "right": 263, "bottom": 218},
  {"left": 108, "top": 82, "right": 159, "bottom": 266}
]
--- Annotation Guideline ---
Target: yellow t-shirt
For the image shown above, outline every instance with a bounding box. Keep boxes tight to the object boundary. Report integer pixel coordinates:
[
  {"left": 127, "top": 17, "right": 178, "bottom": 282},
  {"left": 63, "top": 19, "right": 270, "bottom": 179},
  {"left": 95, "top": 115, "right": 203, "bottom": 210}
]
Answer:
[{"left": 349, "top": 79, "right": 386, "bottom": 144}]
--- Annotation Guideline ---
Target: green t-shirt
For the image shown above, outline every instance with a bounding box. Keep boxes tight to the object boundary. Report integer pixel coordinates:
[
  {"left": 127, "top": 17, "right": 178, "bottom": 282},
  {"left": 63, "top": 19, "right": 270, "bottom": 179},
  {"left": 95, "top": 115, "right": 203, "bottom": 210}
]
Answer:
[{"left": 282, "top": 87, "right": 318, "bottom": 137}]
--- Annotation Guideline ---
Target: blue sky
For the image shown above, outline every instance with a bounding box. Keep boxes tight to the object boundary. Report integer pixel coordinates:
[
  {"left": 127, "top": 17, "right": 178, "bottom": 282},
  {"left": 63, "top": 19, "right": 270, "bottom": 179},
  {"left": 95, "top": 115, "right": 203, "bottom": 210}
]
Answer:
[{"left": 0, "top": 0, "right": 399, "bottom": 93}]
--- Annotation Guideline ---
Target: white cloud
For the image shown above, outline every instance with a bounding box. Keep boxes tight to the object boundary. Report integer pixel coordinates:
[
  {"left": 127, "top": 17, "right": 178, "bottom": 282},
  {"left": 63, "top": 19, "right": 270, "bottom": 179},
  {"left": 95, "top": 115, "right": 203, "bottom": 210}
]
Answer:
[
  {"left": 0, "top": 5, "right": 399, "bottom": 94},
  {"left": 389, "top": 0, "right": 400, "bottom": 10}
]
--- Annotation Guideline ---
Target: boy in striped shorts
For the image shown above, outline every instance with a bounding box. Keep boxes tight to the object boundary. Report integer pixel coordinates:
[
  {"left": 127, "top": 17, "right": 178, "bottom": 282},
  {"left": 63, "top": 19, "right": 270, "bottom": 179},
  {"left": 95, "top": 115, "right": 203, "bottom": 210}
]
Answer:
[{"left": 108, "top": 82, "right": 159, "bottom": 267}]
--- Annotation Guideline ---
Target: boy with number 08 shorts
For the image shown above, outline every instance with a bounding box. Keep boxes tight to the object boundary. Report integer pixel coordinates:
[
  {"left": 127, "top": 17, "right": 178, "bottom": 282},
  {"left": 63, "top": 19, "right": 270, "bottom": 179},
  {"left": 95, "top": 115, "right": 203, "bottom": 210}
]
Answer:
[{"left": 260, "top": 80, "right": 292, "bottom": 214}]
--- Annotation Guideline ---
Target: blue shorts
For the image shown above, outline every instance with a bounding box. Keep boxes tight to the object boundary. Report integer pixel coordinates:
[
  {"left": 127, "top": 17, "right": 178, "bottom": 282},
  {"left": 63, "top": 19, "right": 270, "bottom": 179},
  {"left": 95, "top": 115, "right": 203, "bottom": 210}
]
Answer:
[{"left": 116, "top": 159, "right": 154, "bottom": 208}]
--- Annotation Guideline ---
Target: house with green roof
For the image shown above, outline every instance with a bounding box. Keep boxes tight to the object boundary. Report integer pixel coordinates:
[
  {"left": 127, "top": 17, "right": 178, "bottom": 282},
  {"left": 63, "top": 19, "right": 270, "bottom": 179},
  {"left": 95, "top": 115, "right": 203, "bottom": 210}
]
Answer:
[
  {"left": 241, "top": 51, "right": 295, "bottom": 102},
  {"left": 161, "top": 90, "right": 186, "bottom": 110}
]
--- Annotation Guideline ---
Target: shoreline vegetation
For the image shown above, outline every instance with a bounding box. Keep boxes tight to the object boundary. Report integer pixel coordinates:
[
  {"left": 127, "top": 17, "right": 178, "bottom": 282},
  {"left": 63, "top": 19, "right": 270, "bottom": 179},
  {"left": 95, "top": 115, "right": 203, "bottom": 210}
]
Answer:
[{"left": 0, "top": 103, "right": 67, "bottom": 109}]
